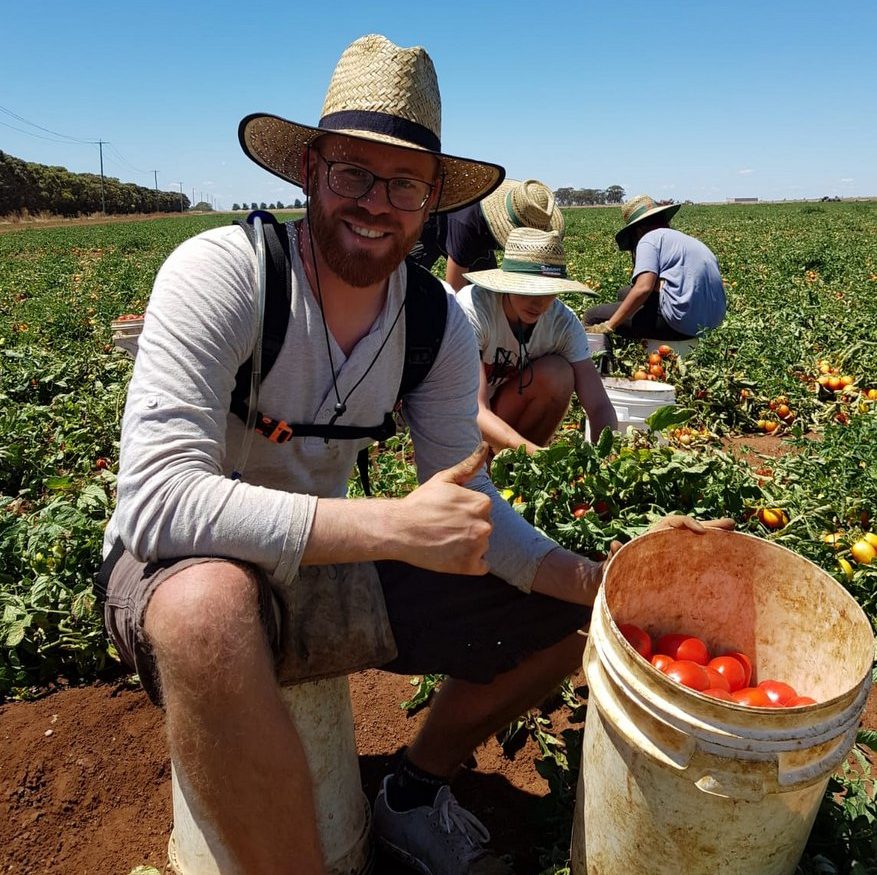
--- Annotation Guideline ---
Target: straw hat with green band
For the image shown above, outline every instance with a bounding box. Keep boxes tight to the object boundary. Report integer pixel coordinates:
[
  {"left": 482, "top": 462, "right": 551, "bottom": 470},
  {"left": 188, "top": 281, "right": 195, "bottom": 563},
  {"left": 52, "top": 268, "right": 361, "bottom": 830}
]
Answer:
[
  {"left": 480, "top": 179, "right": 565, "bottom": 247},
  {"left": 238, "top": 34, "right": 505, "bottom": 214},
  {"left": 464, "top": 228, "right": 594, "bottom": 297},
  {"left": 614, "top": 194, "right": 682, "bottom": 251}
]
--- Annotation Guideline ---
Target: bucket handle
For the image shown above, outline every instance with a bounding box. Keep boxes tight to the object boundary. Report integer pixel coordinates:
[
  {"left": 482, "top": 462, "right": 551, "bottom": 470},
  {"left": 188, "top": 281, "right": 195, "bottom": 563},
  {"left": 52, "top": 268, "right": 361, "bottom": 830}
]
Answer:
[
  {"left": 776, "top": 721, "right": 862, "bottom": 789},
  {"left": 585, "top": 640, "right": 696, "bottom": 771}
]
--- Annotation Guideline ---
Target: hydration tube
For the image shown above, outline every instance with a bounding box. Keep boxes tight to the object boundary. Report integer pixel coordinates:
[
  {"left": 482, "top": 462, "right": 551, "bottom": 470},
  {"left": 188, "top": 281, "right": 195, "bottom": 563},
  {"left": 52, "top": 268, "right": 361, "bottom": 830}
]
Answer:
[{"left": 230, "top": 215, "right": 267, "bottom": 480}]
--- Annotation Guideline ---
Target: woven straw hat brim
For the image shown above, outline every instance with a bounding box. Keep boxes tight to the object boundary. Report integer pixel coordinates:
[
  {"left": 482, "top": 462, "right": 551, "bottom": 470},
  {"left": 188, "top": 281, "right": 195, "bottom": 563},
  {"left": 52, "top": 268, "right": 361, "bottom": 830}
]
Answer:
[
  {"left": 480, "top": 180, "right": 565, "bottom": 246},
  {"left": 615, "top": 202, "right": 681, "bottom": 250},
  {"left": 463, "top": 268, "right": 595, "bottom": 297},
  {"left": 239, "top": 114, "right": 505, "bottom": 214}
]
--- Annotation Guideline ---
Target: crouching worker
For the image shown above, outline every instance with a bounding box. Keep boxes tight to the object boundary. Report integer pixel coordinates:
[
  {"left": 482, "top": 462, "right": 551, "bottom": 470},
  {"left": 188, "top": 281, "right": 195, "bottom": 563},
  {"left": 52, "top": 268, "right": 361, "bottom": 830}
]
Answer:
[
  {"left": 584, "top": 195, "right": 726, "bottom": 341},
  {"left": 458, "top": 227, "right": 617, "bottom": 455}
]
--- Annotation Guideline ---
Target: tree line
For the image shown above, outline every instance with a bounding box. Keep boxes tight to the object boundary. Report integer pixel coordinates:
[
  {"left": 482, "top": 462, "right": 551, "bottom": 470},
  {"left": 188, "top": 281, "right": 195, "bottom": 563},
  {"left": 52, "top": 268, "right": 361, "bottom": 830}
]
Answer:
[
  {"left": 0, "top": 151, "right": 190, "bottom": 217},
  {"left": 231, "top": 200, "right": 304, "bottom": 211},
  {"left": 554, "top": 185, "right": 625, "bottom": 206}
]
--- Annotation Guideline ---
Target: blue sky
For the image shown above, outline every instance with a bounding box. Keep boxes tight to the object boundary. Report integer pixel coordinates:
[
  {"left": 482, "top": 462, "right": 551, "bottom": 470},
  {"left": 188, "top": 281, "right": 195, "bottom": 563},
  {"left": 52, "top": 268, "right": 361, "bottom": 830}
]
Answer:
[{"left": 3, "top": 1, "right": 873, "bottom": 209}]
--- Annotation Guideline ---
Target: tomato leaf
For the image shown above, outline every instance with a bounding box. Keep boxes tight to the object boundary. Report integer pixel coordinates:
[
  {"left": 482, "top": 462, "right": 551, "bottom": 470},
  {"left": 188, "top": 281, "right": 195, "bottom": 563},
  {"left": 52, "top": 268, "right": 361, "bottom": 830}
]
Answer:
[
  {"left": 646, "top": 405, "right": 695, "bottom": 432},
  {"left": 44, "top": 475, "right": 74, "bottom": 491}
]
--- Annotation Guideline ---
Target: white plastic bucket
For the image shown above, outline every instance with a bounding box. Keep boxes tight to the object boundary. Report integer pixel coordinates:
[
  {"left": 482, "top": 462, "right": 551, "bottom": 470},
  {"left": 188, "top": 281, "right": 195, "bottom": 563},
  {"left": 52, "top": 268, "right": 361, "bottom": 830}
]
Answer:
[
  {"left": 644, "top": 337, "right": 699, "bottom": 360},
  {"left": 586, "top": 333, "right": 607, "bottom": 360},
  {"left": 168, "top": 676, "right": 373, "bottom": 875},
  {"left": 594, "top": 377, "right": 675, "bottom": 436},
  {"left": 110, "top": 315, "right": 144, "bottom": 359},
  {"left": 570, "top": 529, "right": 874, "bottom": 875}
]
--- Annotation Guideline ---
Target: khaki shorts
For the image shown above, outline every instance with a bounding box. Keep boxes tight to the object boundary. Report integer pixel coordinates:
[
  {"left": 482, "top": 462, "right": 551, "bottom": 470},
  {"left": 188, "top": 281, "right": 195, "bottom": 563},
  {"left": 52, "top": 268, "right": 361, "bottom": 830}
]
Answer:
[{"left": 98, "top": 547, "right": 589, "bottom": 706}]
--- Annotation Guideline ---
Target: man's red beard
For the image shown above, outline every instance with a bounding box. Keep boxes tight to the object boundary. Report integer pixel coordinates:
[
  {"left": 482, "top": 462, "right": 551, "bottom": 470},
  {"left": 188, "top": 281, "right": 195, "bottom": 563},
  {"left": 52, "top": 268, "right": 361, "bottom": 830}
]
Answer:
[{"left": 307, "top": 191, "right": 422, "bottom": 288}]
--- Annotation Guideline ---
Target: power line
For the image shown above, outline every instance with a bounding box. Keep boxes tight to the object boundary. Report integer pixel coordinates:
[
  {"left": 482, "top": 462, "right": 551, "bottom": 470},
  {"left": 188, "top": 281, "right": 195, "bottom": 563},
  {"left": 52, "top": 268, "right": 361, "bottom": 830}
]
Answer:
[
  {"left": 0, "top": 104, "right": 94, "bottom": 144},
  {"left": 106, "top": 142, "right": 151, "bottom": 175},
  {"left": 0, "top": 118, "right": 89, "bottom": 145}
]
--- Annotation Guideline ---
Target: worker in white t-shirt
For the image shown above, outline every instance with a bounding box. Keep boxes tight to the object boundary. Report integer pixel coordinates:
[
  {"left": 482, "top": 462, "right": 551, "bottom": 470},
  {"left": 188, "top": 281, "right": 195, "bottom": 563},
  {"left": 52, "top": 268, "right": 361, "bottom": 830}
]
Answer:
[{"left": 458, "top": 227, "right": 617, "bottom": 454}]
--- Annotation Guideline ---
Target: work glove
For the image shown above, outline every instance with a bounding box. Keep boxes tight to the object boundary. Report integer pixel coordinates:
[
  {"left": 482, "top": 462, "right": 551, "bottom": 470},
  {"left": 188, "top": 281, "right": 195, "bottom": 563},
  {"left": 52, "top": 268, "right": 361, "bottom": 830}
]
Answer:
[{"left": 588, "top": 321, "right": 613, "bottom": 335}]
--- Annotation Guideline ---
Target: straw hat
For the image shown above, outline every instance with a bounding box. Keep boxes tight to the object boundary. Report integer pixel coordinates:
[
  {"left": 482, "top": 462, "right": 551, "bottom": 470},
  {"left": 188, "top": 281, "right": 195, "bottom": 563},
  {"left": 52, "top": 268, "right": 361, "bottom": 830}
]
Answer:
[
  {"left": 238, "top": 34, "right": 504, "bottom": 213},
  {"left": 480, "top": 179, "right": 565, "bottom": 246},
  {"left": 615, "top": 194, "right": 681, "bottom": 251},
  {"left": 463, "top": 228, "right": 594, "bottom": 297}
]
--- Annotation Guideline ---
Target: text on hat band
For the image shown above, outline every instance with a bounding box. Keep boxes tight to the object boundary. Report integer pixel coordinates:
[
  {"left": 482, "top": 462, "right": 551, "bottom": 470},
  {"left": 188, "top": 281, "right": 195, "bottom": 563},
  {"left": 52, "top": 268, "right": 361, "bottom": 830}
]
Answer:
[{"left": 502, "top": 258, "right": 567, "bottom": 278}]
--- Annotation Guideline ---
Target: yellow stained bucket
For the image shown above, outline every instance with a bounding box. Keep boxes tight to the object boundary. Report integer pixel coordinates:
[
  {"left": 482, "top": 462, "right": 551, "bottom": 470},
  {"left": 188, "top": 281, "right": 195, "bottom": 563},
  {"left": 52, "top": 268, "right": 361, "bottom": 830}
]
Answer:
[{"left": 571, "top": 528, "right": 874, "bottom": 875}]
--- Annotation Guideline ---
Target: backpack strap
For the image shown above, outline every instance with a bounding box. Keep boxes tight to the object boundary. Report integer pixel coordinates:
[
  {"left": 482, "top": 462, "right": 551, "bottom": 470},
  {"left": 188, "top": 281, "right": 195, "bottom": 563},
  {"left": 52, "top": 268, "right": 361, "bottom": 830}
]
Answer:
[
  {"left": 396, "top": 257, "right": 449, "bottom": 403},
  {"left": 228, "top": 223, "right": 449, "bottom": 494},
  {"left": 230, "top": 211, "right": 292, "bottom": 425},
  {"left": 355, "top": 258, "right": 448, "bottom": 494}
]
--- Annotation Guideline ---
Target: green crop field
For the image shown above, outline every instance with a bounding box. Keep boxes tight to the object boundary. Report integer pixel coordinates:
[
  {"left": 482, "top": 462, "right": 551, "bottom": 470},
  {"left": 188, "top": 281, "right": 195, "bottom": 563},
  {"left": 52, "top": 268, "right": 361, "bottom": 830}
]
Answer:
[{"left": 1, "top": 204, "right": 876, "bottom": 872}]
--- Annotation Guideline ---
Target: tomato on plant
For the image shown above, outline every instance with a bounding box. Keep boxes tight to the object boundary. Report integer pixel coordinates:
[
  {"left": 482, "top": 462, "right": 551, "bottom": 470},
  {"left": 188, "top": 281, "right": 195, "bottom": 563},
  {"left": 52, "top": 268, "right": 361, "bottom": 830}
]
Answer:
[
  {"left": 96, "top": 458, "right": 109, "bottom": 470},
  {"left": 757, "top": 507, "right": 788, "bottom": 529},
  {"left": 850, "top": 540, "right": 876, "bottom": 565},
  {"left": 571, "top": 502, "right": 590, "bottom": 519},
  {"left": 657, "top": 344, "right": 673, "bottom": 357},
  {"left": 618, "top": 623, "right": 652, "bottom": 659}
]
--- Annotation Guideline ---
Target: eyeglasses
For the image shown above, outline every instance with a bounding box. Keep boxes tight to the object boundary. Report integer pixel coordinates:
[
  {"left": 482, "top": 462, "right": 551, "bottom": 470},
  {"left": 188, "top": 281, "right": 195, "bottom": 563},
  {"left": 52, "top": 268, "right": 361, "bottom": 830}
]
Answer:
[{"left": 315, "top": 152, "right": 435, "bottom": 211}]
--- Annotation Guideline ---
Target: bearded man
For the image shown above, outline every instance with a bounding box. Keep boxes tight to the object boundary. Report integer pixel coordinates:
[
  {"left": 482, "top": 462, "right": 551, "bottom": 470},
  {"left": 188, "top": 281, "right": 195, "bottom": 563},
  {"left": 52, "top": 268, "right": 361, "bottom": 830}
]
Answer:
[{"left": 97, "top": 34, "right": 730, "bottom": 875}]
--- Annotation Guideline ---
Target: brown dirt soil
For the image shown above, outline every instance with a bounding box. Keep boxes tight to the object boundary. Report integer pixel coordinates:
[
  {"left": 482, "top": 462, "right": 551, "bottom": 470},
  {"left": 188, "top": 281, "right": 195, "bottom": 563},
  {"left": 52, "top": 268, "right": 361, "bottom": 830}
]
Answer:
[
  {"left": 721, "top": 431, "right": 820, "bottom": 466},
  {"left": 1, "top": 669, "right": 582, "bottom": 874},
  {"left": 3, "top": 669, "right": 874, "bottom": 875}
]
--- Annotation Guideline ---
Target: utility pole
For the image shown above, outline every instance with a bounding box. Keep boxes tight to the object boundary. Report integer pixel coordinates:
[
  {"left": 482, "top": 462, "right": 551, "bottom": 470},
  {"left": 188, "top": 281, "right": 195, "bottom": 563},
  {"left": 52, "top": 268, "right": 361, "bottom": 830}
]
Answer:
[
  {"left": 153, "top": 170, "right": 159, "bottom": 213},
  {"left": 97, "top": 140, "right": 107, "bottom": 214},
  {"left": 178, "top": 182, "right": 184, "bottom": 213}
]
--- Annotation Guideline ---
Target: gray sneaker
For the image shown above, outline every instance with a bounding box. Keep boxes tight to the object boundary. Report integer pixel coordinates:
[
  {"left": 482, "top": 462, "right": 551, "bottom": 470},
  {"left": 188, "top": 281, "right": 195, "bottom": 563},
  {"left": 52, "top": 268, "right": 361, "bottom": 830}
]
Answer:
[{"left": 373, "top": 776, "right": 513, "bottom": 874}]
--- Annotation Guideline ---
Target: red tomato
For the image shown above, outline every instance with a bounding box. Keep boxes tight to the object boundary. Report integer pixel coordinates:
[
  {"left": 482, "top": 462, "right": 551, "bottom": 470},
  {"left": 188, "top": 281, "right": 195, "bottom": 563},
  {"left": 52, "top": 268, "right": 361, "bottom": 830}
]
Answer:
[
  {"left": 703, "top": 666, "right": 731, "bottom": 693},
  {"left": 657, "top": 344, "right": 673, "bottom": 357},
  {"left": 722, "top": 651, "right": 753, "bottom": 687},
  {"left": 758, "top": 680, "right": 797, "bottom": 706},
  {"left": 650, "top": 653, "right": 674, "bottom": 672},
  {"left": 708, "top": 656, "right": 747, "bottom": 693},
  {"left": 665, "top": 660, "right": 710, "bottom": 691},
  {"left": 703, "top": 688, "right": 734, "bottom": 701},
  {"left": 95, "top": 458, "right": 109, "bottom": 470},
  {"left": 656, "top": 633, "right": 710, "bottom": 665},
  {"left": 731, "top": 686, "right": 774, "bottom": 707},
  {"left": 618, "top": 624, "right": 652, "bottom": 659},
  {"left": 571, "top": 503, "right": 590, "bottom": 519},
  {"left": 787, "top": 695, "right": 817, "bottom": 707}
]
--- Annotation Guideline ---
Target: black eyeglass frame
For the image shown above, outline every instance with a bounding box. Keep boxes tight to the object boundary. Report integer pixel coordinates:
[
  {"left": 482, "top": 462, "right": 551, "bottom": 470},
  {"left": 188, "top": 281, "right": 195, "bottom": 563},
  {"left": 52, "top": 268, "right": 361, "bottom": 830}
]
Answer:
[{"left": 314, "top": 151, "right": 437, "bottom": 212}]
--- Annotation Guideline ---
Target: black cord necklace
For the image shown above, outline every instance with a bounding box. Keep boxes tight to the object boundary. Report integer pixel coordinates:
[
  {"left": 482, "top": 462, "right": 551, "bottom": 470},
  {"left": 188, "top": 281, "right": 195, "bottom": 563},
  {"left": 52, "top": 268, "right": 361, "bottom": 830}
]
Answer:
[{"left": 300, "top": 206, "right": 406, "bottom": 430}]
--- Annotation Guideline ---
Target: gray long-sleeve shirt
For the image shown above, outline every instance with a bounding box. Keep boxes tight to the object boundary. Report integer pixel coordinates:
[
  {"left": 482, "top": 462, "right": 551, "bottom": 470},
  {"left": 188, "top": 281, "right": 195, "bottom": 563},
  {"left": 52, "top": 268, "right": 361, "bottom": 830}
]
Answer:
[{"left": 105, "top": 222, "right": 556, "bottom": 594}]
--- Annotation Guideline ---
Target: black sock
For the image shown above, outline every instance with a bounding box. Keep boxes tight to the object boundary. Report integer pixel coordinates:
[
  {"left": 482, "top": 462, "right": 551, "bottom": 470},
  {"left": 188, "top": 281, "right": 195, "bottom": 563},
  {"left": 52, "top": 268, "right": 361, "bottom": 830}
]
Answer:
[{"left": 386, "top": 755, "right": 448, "bottom": 812}]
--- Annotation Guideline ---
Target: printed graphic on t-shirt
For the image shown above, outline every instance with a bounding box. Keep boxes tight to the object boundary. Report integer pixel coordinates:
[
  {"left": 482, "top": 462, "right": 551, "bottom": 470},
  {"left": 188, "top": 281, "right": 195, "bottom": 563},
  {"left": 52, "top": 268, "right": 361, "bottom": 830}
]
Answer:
[{"left": 485, "top": 344, "right": 529, "bottom": 387}]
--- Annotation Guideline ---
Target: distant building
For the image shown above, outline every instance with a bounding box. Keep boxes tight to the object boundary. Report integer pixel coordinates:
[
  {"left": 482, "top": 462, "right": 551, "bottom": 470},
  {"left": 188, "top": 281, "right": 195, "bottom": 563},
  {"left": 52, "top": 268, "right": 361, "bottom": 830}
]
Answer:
[{"left": 728, "top": 197, "right": 759, "bottom": 203}]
